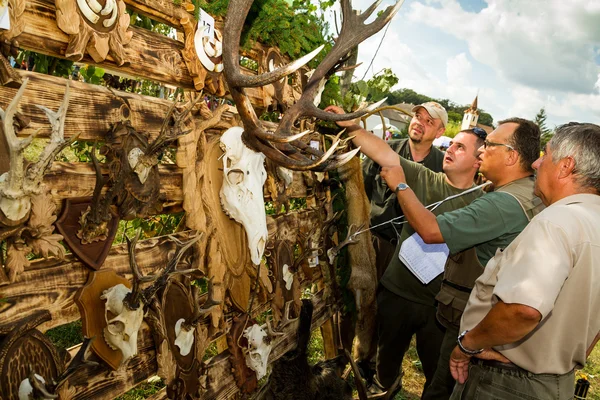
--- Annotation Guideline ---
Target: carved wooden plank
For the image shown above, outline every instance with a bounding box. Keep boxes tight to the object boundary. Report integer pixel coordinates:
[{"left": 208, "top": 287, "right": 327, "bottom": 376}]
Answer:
[
  {"left": 22, "top": 0, "right": 191, "bottom": 87},
  {"left": 15, "top": 0, "right": 264, "bottom": 103},
  {"left": 0, "top": 231, "right": 197, "bottom": 332},
  {"left": 46, "top": 162, "right": 183, "bottom": 204},
  {"left": 60, "top": 323, "right": 158, "bottom": 400},
  {"left": 0, "top": 70, "right": 238, "bottom": 140},
  {"left": 123, "top": 0, "right": 194, "bottom": 28}
]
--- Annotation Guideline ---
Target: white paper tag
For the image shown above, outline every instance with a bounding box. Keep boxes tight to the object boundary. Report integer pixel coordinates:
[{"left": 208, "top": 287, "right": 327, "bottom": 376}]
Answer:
[
  {"left": 198, "top": 8, "right": 215, "bottom": 44},
  {"left": 0, "top": 3, "right": 10, "bottom": 31}
]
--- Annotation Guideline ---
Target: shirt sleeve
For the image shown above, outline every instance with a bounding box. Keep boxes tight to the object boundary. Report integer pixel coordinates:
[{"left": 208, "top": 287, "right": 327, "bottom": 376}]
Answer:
[
  {"left": 436, "top": 192, "right": 525, "bottom": 254},
  {"left": 400, "top": 157, "right": 439, "bottom": 188},
  {"left": 493, "top": 218, "right": 571, "bottom": 318}
]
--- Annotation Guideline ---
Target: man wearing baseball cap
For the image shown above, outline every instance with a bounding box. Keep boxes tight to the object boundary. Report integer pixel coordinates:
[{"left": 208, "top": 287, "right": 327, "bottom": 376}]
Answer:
[{"left": 364, "top": 101, "right": 448, "bottom": 279}]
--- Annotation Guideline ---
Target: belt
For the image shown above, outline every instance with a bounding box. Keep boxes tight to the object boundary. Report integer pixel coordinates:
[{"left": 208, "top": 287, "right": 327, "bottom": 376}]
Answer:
[{"left": 471, "top": 357, "right": 527, "bottom": 373}]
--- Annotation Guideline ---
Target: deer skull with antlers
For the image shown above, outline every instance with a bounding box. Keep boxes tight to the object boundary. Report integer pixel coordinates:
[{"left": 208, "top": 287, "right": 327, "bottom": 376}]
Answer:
[
  {"left": 99, "top": 231, "right": 201, "bottom": 363},
  {"left": 0, "top": 79, "right": 74, "bottom": 282},
  {"left": 77, "top": 98, "right": 197, "bottom": 245},
  {"left": 222, "top": 0, "right": 404, "bottom": 171}
]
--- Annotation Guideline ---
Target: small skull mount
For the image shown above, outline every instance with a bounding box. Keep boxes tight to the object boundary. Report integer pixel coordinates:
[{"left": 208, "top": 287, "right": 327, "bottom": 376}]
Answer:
[{"left": 77, "top": 99, "right": 197, "bottom": 246}]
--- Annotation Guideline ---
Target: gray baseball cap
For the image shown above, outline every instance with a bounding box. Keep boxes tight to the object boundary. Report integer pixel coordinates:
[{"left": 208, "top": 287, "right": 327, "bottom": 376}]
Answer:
[{"left": 411, "top": 101, "right": 448, "bottom": 127}]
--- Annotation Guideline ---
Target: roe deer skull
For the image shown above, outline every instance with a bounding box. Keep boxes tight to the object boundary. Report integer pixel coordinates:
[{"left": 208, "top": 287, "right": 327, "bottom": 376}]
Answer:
[{"left": 100, "top": 283, "right": 144, "bottom": 362}]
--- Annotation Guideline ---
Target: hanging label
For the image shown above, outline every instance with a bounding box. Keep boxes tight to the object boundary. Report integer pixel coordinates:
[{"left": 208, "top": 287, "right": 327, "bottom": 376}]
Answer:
[{"left": 198, "top": 8, "right": 215, "bottom": 44}]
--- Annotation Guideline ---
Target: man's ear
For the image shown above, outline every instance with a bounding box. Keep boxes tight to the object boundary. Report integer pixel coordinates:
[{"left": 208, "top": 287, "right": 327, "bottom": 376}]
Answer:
[
  {"left": 436, "top": 126, "right": 446, "bottom": 139},
  {"left": 474, "top": 157, "right": 482, "bottom": 169},
  {"left": 505, "top": 150, "right": 519, "bottom": 167},
  {"left": 558, "top": 156, "right": 576, "bottom": 179}
]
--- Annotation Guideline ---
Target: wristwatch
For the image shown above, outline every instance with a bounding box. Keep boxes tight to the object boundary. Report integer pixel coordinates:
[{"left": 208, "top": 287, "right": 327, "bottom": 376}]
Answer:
[
  {"left": 457, "top": 330, "right": 484, "bottom": 356},
  {"left": 394, "top": 182, "right": 409, "bottom": 194}
]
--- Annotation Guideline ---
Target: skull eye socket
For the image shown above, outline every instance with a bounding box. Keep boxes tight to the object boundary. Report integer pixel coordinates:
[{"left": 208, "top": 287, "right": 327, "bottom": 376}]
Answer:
[
  {"left": 227, "top": 169, "right": 245, "bottom": 185},
  {"left": 107, "top": 320, "right": 126, "bottom": 335}
]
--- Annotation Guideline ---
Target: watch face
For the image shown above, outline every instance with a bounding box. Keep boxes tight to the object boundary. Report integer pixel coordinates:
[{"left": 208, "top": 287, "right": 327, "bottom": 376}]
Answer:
[{"left": 395, "top": 183, "right": 409, "bottom": 193}]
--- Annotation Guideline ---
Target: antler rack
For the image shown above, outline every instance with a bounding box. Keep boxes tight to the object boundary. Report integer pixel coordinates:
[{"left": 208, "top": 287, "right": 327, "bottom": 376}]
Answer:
[{"left": 222, "top": 0, "right": 404, "bottom": 171}]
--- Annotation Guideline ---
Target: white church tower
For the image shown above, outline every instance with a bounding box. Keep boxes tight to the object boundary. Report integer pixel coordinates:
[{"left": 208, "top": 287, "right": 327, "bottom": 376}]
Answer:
[{"left": 461, "top": 95, "right": 480, "bottom": 130}]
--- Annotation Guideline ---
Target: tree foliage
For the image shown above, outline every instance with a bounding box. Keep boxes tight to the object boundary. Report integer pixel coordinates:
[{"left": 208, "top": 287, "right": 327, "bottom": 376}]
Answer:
[
  {"left": 320, "top": 68, "right": 399, "bottom": 111},
  {"left": 193, "top": 0, "right": 332, "bottom": 64},
  {"left": 387, "top": 88, "right": 495, "bottom": 126},
  {"left": 534, "top": 107, "right": 553, "bottom": 150}
]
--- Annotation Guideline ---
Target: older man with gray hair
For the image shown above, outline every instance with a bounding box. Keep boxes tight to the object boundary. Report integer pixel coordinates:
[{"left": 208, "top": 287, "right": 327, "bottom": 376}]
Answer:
[{"left": 449, "top": 122, "right": 600, "bottom": 400}]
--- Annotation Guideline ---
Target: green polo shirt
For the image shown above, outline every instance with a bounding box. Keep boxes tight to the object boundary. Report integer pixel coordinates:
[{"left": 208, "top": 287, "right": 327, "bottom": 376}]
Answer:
[
  {"left": 380, "top": 158, "right": 483, "bottom": 306},
  {"left": 437, "top": 191, "right": 530, "bottom": 267},
  {"left": 362, "top": 139, "right": 444, "bottom": 242}
]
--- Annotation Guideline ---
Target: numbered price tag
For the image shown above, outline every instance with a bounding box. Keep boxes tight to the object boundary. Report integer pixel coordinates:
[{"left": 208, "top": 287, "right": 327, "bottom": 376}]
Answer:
[{"left": 198, "top": 8, "right": 215, "bottom": 44}]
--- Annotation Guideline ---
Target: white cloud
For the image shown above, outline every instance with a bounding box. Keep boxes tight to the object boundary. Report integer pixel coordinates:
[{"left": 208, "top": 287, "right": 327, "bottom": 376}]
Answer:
[
  {"left": 446, "top": 53, "right": 471, "bottom": 85},
  {"left": 331, "top": 0, "right": 600, "bottom": 126},
  {"left": 407, "top": 0, "right": 600, "bottom": 94}
]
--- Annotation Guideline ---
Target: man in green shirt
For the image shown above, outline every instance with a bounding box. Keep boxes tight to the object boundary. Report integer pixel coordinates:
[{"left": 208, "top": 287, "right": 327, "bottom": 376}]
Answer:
[
  {"left": 380, "top": 119, "right": 544, "bottom": 399},
  {"left": 325, "top": 105, "right": 486, "bottom": 397}
]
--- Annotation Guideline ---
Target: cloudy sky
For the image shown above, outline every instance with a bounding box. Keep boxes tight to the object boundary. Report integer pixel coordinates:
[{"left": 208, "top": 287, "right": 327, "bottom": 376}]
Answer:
[{"left": 326, "top": 0, "right": 600, "bottom": 127}]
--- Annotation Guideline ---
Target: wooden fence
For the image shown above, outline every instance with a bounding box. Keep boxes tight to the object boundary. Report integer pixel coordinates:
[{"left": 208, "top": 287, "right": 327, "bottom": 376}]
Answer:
[{"left": 0, "top": 0, "right": 344, "bottom": 398}]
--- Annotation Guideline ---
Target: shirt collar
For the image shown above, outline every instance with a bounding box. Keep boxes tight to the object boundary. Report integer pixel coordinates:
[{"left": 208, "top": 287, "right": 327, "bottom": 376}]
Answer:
[{"left": 551, "top": 193, "right": 600, "bottom": 207}]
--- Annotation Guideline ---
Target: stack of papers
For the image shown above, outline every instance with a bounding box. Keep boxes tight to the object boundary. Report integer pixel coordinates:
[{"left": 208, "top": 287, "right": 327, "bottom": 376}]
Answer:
[{"left": 399, "top": 233, "right": 449, "bottom": 284}]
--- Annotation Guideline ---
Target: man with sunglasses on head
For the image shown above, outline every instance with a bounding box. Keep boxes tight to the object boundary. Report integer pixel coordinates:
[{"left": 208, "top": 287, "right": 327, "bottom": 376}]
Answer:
[
  {"left": 362, "top": 102, "right": 447, "bottom": 280},
  {"left": 326, "top": 104, "right": 487, "bottom": 397},
  {"left": 379, "top": 118, "right": 545, "bottom": 399}
]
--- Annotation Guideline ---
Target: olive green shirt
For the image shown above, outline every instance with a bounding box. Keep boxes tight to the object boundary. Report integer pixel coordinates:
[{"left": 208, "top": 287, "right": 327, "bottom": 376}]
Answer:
[
  {"left": 380, "top": 158, "right": 483, "bottom": 306},
  {"left": 362, "top": 139, "right": 444, "bottom": 242},
  {"left": 437, "top": 191, "right": 530, "bottom": 268}
]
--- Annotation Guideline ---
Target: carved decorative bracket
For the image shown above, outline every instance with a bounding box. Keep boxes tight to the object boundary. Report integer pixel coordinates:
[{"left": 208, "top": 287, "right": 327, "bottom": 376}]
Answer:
[{"left": 55, "top": 0, "right": 133, "bottom": 65}]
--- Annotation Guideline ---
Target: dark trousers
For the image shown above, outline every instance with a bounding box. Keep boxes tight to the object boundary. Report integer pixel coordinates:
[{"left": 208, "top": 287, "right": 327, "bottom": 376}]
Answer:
[
  {"left": 450, "top": 360, "right": 575, "bottom": 400},
  {"left": 373, "top": 234, "right": 397, "bottom": 281},
  {"left": 422, "top": 325, "right": 459, "bottom": 400},
  {"left": 376, "top": 287, "right": 446, "bottom": 396}
]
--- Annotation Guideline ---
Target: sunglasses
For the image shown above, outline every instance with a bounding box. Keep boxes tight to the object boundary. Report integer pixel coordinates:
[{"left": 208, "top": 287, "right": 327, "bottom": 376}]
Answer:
[
  {"left": 471, "top": 127, "right": 488, "bottom": 140},
  {"left": 483, "top": 140, "right": 515, "bottom": 151}
]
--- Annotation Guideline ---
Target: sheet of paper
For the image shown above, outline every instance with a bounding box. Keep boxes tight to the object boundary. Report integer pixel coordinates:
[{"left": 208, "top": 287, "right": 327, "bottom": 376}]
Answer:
[
  {"left": 0, "top": 6, "right": 10, "bottom": 31},
  {"left": 399, "top": 232, "right": 449, "bottom": 284}
]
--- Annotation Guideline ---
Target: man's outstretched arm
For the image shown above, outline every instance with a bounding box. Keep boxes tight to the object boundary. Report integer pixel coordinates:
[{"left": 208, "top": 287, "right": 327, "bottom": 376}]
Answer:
[
  {"left": 380, "top": 165, "right": 444, "bottom": 243},
  {"left": 324, "top": 105, "right": 400, "bottom": 167}
]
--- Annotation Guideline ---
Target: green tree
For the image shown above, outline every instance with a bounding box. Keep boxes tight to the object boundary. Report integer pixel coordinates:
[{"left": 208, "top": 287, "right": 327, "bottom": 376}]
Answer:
[
  {"left": 478, "top": 112, "right": 493, "bottom": 126},
  {"left": 386, "top": 88, "right": 432, "bottom": 106},
  {"left": 534, "top": 107, "right": 553, "bottom": 149}
]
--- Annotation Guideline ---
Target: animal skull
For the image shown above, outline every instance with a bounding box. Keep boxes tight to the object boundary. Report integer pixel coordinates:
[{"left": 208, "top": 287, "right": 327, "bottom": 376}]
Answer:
[
  {"left": 219, "top": 127, "right": 268, "bottom": 265},
  {"left": 128, "top": 147, "right": 152, "bottom": 184},
  {"left": 282, "top": 264, "right": 294, "bottom": 290},
  {"left": 243, "top": 323, "right": 272, "bottom": 380},
  {"left": 100, "top": 284, "right": 144, "bottom": 363},
  {"left": 174, "top": 318, "right": 195, "bottom": 357},
  {"left": 0, "top": 172, "right": 31, "bottom": 221}
]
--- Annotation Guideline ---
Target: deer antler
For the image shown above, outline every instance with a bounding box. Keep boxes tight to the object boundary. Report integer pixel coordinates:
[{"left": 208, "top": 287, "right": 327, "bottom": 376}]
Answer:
[
  {"left": 222, "top": 0, "right": 404, "bottom": 171},
  {"left": 183, "top": 277, "right": 222, "bottom": 329},
  {"left": 124, "top": 230, "right": 202, "bottom": 310},
  {"left": 0, "top": 79, "right": 74, "bottom": 222},
  {"left": 26, "top": 81, "right": 77, "bottom": 192},
  {"left": 145, "top": 96, "right": 201, "bottom": 158}
]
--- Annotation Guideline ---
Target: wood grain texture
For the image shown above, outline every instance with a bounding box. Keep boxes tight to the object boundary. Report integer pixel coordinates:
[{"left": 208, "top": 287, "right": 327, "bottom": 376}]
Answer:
[
  {"left": 14, "top": 0, "right": 265, "bottom": 103},
  {"left": 0, "top": 231, "right": 198, "bottom": 332},
  {"left": 0, "top": 70, "right": 214, "bottom": 140},
  {"left": 123, "top": 0, "right": 194, "bottom": 29}
]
